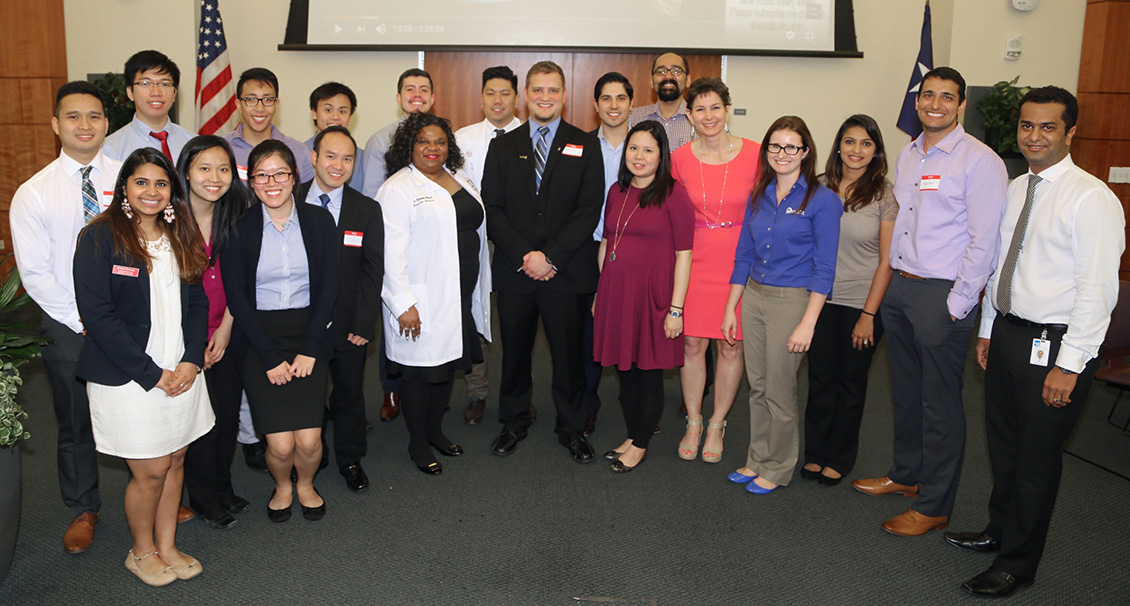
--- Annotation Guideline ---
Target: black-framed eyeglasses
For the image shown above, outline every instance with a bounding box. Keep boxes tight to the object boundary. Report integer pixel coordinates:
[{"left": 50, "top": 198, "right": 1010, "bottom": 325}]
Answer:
[
  {"left": 250, "top": 171, "right": 292, "bottom": 184},
  {"left": 767, "top": 144, "right": 806, "bottom": 156},
  {"left": 132, "top": 80, "right": 176, "bottom": 91},
  {"left": 653, "top": 67, "right": 685, "bottom": 77},
  {"left": 240, "top": 96, "right": 278, "bottom": 107}
]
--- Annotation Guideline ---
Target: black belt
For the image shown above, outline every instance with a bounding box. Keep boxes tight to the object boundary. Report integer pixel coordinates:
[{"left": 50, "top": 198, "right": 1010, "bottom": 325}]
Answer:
[{"left": 1002, "top": 313, "right": 1068, "bottom": 332}]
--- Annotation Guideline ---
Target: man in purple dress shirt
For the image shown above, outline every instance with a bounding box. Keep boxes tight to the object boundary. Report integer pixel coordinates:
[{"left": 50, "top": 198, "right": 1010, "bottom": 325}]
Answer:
[{"left": 852, "top": 67, "right": 1008, "bottom": 537}]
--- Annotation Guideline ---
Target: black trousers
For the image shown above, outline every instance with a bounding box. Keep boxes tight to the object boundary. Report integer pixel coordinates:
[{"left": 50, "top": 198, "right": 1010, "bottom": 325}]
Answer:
[
  {"left": 185, "top": 348, "right": 243, "bottom": 514},
  {"left": 496, "top": 288, "right": 588, "bottom": 437},
  {"left": 325, "top": 343, "right": 369, "bottom": 467},
  {"left": 40, "top": 315, "right": 100, "bottom": 518},
  {"left": 399, "top": 370, "right": 455, "bottom": 466},
  {"left": 983, "top": 316, "right": 1097, "bottom": 579},
  {"left": 617, "top": 367, "right": 664, "bottom": 449},
  {"left": 804, "top": 303, "right": 884, "bottom": 476},
  {"left": 882, "top": 274, "right": 976, "bottom": 517}
]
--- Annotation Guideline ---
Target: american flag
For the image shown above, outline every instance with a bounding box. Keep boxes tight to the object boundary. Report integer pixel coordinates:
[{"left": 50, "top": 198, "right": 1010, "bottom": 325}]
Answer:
[{"left": 194, "top": 0, "right": 238, "bottom": 135}]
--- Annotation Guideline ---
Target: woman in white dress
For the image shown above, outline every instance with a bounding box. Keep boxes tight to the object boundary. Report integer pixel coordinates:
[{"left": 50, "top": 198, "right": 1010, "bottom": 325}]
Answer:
[{"left": 74, "top": 148, "right": 213, "bottom": 586}]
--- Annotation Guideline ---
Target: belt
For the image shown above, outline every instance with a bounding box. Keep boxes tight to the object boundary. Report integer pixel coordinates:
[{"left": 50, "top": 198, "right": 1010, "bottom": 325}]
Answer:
[
  {"left": 1002, "top": 313, "right": 1068, "bottom": 332},
  {"left": 897, "top": 270, "right": 927, "bottom": 280},
  {"left": 695, "top": 220, "right": 741, "bottom": 229}
]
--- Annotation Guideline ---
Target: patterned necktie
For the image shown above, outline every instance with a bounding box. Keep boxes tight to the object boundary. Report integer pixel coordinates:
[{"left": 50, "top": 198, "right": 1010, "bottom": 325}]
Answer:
[
  {"left": 80, "top": 166, "right": 98, "bottom": 223},
  {"left": 535, "top": 126, "right": 549, "bottom": 193},
  {"left": 150, "top": 130, "right": 172, "bottom": 161},
  {"left": 494, "top": 128, "right": 505, "bottom": 138},
  {"left": 318, "top": 193, "right": 331, "bottom": 208},
  {"left": 995, "top": 173, "right": 1043, "bottom": 316}
]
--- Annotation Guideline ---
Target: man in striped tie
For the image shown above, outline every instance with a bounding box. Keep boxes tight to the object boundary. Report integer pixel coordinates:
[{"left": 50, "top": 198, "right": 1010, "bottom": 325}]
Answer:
[
  {"left": 10, "top": 81, "right": 120, "bottom": 555},
  {"left": 102, "top": 50, "right": 196, "bottom": 163},
  {"left": 482, "top": 61, "right": 605, "bottom": 462}
]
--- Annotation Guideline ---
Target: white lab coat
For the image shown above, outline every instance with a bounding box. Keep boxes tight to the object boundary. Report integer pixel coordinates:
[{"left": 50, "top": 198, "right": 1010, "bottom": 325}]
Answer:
[{"left": 378, "top": 164, "right": 492, "bottom": 367}]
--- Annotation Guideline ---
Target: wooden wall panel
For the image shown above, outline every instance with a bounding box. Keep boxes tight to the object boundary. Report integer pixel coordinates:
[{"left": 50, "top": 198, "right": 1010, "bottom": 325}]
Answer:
[
  {"left": 1077, "top": 92, "right": 1130, "bottom": 141},
  {"left": 1078, "top": 2, "right": 1130, "bottom": 94},
  {"left": 0, "top": 0, "right": 67, "bottom": 77}
]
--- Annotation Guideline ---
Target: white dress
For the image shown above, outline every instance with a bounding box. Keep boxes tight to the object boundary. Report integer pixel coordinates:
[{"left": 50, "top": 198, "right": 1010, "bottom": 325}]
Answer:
[{"left": 88, "top": 235, "right": 215, "bottom": 458}]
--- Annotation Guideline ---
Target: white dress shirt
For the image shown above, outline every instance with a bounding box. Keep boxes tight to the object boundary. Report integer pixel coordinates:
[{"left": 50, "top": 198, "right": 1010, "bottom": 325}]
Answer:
[
  {"left": 10, "top": 151, "right": 122, "bottom": 333},
  {"left": 101, "top": 114, "right": 195, "bottom": 163},
  {"left": 454, "top": 117, "right": 521, "bottom": 193},
  {"left": 979, "top": 155, "right": 1125, "bottom": 372}
]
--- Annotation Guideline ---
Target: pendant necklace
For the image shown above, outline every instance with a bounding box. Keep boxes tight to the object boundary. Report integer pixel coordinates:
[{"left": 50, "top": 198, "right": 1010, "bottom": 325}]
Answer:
[
  {"left": 609, "top": 185, "right": 641, "bottom": 262},
  {"left": 697, "top": 134, "right": 733, "bottom": 228}
]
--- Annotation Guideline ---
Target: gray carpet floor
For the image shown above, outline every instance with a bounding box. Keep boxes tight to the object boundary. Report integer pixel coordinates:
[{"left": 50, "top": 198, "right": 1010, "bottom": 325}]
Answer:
[{"left": 2, "top": 304, "right": 1129, "bottom": 605}]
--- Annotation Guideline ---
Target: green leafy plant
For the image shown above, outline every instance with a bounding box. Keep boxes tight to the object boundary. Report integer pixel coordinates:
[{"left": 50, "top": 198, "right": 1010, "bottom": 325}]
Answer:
[
  {"left": 91, "top": 72, "right": 135, "bottom": 136},
  {"left": 0, "top": 255, "right": 51, "bottom": 447},
  {"left": 976, "top": 76, "right": 1031, "bottom": 156}
]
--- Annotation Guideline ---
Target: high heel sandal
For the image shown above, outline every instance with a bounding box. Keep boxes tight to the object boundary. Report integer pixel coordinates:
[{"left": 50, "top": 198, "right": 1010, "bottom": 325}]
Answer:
[
  {"left": 701, "top": 420, "right": 726, "bottom": 463},
  {"left": 124, "top": 550, "right": 176, "bottom": 587},
  {"left": 677, "top": 418, "right": 703, "bottom": 461}
]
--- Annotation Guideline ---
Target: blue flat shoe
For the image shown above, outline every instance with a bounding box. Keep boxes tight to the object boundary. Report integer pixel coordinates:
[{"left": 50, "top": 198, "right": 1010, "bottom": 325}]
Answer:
[
  {"left": 745, "top": 481, "right": 779, "bottom": 495},
  {"left": 727, "top": 470, "right": 756, "bottom": 484}
]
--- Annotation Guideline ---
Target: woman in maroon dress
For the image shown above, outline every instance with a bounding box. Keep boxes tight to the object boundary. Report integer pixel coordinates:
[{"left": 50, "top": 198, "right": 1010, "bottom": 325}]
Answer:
[{"left": 593, "top": 120, "right": 694, "bottom": 472}]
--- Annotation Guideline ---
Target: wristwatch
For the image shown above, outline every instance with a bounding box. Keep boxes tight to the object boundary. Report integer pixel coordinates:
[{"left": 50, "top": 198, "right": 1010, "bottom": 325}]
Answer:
[
  {"left": 1056, "top": 365, "right": 1077, "bottom": 375},
  {"left": 669, "top": 309, "right": 682, "bottom": 318}
]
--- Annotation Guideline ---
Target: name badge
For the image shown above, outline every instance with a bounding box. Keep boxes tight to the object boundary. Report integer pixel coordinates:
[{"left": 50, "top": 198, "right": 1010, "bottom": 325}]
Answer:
[
  {"left": 919, "top": 175, "right": 941, "bottom": 191},
  {"left": 343, "top": 231, "right": 363, "bottom": 247},
  {"left": 1030, "top": 338, "right": 1050, "bottom": 366},
  {"left": 112, "top": 265, "right": 139, "bottom": 278},
  {"left": 101, "top": 191, "right": 114, "bottom": 209},
  {"left": 563, "top": 144, "right": 584, "bottom": 157},
  {"left": 237, "top": 164, "right": 248, "bottom": 182}
]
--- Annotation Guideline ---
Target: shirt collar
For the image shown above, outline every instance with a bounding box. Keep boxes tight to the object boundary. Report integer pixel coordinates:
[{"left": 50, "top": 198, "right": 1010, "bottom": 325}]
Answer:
[
  {"left": 912, "top": 123, "right": 966, "bottom": 156},
  {"left": 484, "top": 117, "right": 520, "bottom": 135},
  {"left": 60, "top": 150, "right": 110, "bottom": 178},
  {"left": 528, "top": 116, "right": 561, "bottom": 144},
  {"left": 234, "top": 123, "right": 281, "bottom": 143},
  {"left": 307, "top": 179, "right": 343, "bottom": 206},
  {"left": 129, "top": 113, "right": 170, "bottom": 137},
  {"left": 597, "top": 125, "right": 625, "bottom": 150},
  {"left": 1027, "top": 154, "right": 1074, "bottom": 184},
  {"left": 261, "top": 199, "right": 300, "bottom": 231}
]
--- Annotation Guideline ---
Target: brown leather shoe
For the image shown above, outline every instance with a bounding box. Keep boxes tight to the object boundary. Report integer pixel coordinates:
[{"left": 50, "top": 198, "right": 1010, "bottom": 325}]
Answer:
[
  {"left": 63, "top": 512, "right": 99, "bottom": 554},
  {"left": 177, "top": 504, "right": 196, "bottom": 524},
  {"left": 380, "top": 392, "right": 400, "bottom": 422},
  {"left": 882, "top": 509, "right": 950, "bottom": 536},
  {"left": 851, "top": 476, "right": 919, "bottom": 497},
  {"left": 464, "top": 399, "right": 486, "bottom": 425}
]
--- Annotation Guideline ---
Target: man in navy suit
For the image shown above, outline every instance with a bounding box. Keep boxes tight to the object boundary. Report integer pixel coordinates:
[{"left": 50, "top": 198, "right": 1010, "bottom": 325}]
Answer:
[
  {"left": 297, "top": 125, "right": 384, "bottom": 491},
  {"left": 482, "top": 61, "right": 605, "bottom": 462}
]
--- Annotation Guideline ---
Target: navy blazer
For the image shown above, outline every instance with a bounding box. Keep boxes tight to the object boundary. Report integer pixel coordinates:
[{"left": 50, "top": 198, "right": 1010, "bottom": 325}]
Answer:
[
  {"left": 73, "top": 221, "right": 209, "bottom": 391},
  {"left": 221, "top": 200, "right": 340, "bottom": 369},
  {"left": 295, "top": 181, "right": 384, "bottom": 349}
]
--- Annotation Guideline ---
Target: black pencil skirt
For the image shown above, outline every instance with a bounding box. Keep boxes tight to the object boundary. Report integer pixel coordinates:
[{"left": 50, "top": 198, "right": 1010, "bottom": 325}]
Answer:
[{"left": 241, "top": 307, "right": 328, "bottom": 434}]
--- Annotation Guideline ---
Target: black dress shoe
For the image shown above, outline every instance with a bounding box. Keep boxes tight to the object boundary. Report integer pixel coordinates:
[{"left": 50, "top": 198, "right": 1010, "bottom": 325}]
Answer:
[
  {"left": 558, "top": 434, "right": 595, "bottom": 463},
  {"left": 583, "top": 413, "right": 597, "bottom": 437},
  {"left": 435, "top": 444, "right": 464, "bottom": 457},
  {"left": 300, "top": 488, "right": 326, "bottom": 521},
  {"left": 417, "top": 462, "right": 443, "bottom": 475},
  {"left": 221, "top": 495, "right": 251, "bottom": 515},
  {"left": 491, "top": 429, "right": 527, "bottom": 457},
  {"left": 610, "top": 453, "right": 646, "bottom": 473},
  {"left": 800, "top": 467, "right": 821, "bottom": 481},
  {"left": 267, "top": 490, "right": 291, "bottom": 523},
  {"left": 199, "top": 508, "right": 238, "bottom": 530},
  {"left": 603, "top": 450, "right": 623, "bottom": 461},
  {"left": 961, "top": 569, "right": 1033, "bottom": 597},
  {"left": 339, "top": 462, "right": 369, "bottom": 493},
  {"left": 243, "top": 442, "right": 268, "bottom": 472},
  {"left": 945, "top": 530, "right": 1002, "bottom": 553}
]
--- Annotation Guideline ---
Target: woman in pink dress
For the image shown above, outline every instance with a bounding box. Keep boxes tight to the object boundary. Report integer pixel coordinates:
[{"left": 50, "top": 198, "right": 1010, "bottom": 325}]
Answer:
[{"left": 671, "top": 78, "right": 760, "bottom": 463}]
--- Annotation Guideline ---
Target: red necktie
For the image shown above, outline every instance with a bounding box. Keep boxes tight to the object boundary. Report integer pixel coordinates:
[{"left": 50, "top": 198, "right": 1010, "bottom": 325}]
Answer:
[{"left": 150, "top": 131, "right": 172, "bottom": 161}]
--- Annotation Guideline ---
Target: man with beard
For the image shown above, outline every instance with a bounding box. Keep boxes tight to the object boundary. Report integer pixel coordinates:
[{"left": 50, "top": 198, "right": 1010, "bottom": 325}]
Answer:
[{"left": 628, "top": 52, "right": 694, "bottom": 150}]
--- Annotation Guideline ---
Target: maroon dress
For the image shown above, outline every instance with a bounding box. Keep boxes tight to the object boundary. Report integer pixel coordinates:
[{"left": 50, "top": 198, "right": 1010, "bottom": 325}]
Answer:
[{"left": 593, "top": 182, "right": 695, "bottom": 371}]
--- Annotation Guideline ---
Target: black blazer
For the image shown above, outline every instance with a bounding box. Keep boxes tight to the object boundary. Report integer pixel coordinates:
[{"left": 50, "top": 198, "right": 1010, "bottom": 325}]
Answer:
[
  {"left": 295, "top": 180, "right": 384, "bottom": 349},
  {"left": 482, "top": 120, "right": 604, "bottom": 295},
  {"left": 73, "top": 221, "right": 208, "bottom": 391},
  {"left": 221, "top": 200, "right": 340, "bottom": 369}
]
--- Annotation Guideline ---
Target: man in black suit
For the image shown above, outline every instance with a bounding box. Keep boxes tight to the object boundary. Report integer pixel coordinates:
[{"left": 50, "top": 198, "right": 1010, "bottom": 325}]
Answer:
[
  {"left": 482, "top": 61, "right": 605, "bottom": 462},
  {"left": 297, "top": 125, "right": 384, "bottom": 491}
]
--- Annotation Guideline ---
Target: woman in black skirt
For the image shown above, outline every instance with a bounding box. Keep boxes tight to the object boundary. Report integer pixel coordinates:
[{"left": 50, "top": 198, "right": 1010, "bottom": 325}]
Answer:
[{"left": 222, "top": 140, "right": 339, "bottom": 521}]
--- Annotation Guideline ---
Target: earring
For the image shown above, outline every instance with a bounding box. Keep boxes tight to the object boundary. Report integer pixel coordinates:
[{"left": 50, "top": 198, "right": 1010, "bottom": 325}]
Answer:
[
  {"left": 121, "top": 199, "right": 133, "bottom": 219},
  {"left": 163, "top": 202, "right": 175, "bottom": 223}
]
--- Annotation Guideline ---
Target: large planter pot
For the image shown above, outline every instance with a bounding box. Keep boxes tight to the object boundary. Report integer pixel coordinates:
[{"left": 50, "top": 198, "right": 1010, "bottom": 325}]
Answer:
[{"left": 0, "top": 446, "right": 19, "bottom": 586}]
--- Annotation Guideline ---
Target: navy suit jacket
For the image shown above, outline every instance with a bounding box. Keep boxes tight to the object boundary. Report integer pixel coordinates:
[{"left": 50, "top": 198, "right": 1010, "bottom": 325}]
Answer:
[{"left": 73, "top": 221, "right": 208, "bottom": 391}]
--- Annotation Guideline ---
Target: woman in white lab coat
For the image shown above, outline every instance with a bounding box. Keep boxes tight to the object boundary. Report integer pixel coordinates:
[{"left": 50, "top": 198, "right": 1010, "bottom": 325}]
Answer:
[{"left": 377, "top": 111, "right": 491, "bottom": 475}]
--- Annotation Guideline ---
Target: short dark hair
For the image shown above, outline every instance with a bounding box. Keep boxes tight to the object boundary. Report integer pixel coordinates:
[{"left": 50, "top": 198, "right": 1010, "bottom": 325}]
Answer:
[
  {"left": 920, "top": 66, "right": 966, "bottom": 104},
  {"left": 685, "top": 77, "right": 730, "bottom": 108},
  {"left": 482, "top": 66, "right": 518, "bottom": 93},
  {"left": 124, "top": 50, "right": 180, "bottom": 88},
  {"left": 237, "top": 67, "right": 279, "bottom": 98},
  {"left": 594, "top": 72, "right": 634, "bottom": 102},
  {"left": 54, "top": 81, "right": 105, "bottom": 117},
  {"left": 652, "top": 53, "right": 688, "bottom": 73},
  {"left": 397, "top": 68, "right": 433, "bottom": 93},
  {"left": 1018, "top": 85, "right": 1079, "bottom": 131},
  {"left": 384, "top": 112, "right": 464, "bottom": 178},
  {"left": 308, "top": 82, "right": 357, "bottom": 111},
  {"left": 313, "top": 124, "right": 358, "bottom": 155}
]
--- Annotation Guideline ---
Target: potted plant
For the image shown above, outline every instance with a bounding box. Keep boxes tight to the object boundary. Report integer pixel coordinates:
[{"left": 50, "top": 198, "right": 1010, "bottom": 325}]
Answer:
[
  {"left": 976, "top": 76, "right": 1031, "bottom": 156},
  {"left": 0, "top": 255, "right": 51, "bottom": 585}
]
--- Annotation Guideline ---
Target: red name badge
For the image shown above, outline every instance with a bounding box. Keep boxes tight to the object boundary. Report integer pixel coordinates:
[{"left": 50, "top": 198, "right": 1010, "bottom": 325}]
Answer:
[
  {"left": 563, "top": 144, "right": 584, "bottom": 157},
  {"left": 112, "top": 265, "right": 139, "bottom": 278},
  {"left": 343, "top": 231, "right": 363, "bottom": 247},
  {"left": 919, "top": 175, "right": 941, "bottom": 191}
]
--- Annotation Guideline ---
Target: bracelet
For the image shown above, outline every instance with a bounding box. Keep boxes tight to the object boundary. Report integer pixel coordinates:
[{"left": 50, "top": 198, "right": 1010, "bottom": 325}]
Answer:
[
  {"left": 670, "top": 305, "right": 683, "bottom": 310},
  {"left": 860, "top": 310, "right": 875, "bottom": 317}
]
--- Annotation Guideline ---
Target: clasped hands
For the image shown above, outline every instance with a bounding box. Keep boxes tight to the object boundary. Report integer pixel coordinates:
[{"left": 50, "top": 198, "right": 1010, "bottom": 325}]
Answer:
[
  {"left": 522, "top": 251, "right": 556, "bottom": 282},
  {"left": 265, "top": 355, "right": 317, "bottom": 386},
  {"left": 155, "top": 361, "right": 200, "bottom": 397}
]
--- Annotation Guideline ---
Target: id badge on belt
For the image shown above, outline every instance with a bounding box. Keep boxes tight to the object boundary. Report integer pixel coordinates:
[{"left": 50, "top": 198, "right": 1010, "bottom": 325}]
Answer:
[{"left": 1030, "top": 328, "right": 1050, "bottom": 367}]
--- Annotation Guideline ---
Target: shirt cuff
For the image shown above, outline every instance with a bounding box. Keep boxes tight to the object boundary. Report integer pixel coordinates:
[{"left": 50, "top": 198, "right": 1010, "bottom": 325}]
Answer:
[
  {"left": 1054, "top": 343, "right": 1090, "bottom": 375},
  {"left": 946, "top": 292, "right": 975, "bottom": 321}
]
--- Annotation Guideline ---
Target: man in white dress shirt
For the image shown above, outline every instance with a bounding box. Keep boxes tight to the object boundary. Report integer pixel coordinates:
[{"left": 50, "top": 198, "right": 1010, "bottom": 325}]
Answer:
[
  {"left": 10, "top": 81, "right": 119, "bottom": 554},
  {"left": 453, "top": 66, "right": 521, "bottom": 425},
  {"left": 101, "top": 50, "right": 195, "bottom": 163},
  {"left": 945, "top": 86, "right": 1125, "bottom": 598}
]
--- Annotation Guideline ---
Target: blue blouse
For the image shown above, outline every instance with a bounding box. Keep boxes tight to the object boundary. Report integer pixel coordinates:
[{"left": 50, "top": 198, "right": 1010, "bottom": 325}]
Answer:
[
  {"left": 729, "top": 176, "right": 842, "bottom": 295},
  {"left": 255, "top": 203, "right": 312, "bottom": 310}
]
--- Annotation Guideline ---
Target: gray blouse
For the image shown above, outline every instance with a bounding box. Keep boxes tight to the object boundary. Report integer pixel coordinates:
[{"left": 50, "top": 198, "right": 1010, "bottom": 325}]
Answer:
[{"left": 827, "top": 181, "right": 898, "bottom": 309}]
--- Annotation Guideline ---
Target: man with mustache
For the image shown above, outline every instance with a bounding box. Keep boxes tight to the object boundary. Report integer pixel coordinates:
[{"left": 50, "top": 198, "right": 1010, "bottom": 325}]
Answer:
[{"left": 628, "top": 52, "right": 694, "bottom": 150}]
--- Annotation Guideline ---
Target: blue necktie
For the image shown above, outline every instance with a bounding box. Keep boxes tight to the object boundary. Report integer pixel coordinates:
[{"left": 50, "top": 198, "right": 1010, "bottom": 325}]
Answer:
[
  {"left": 81, "top": 166, "right": 98, "bottom": 223},
  {"left": 535, "top": 126, "right": 549, "bottom": 193},
  {"left": 318, "top": 193, "right": 330, "bottom": 208}
]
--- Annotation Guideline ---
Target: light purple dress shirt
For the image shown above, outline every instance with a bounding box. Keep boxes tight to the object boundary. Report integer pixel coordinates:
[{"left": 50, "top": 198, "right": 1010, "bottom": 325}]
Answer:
[{"left": 224, "top": 124, "right": 314, "bottom": 184}]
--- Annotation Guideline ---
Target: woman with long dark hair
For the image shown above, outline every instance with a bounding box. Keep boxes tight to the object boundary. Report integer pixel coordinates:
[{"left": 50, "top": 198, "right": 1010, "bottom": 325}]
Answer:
[
  {"left": 801, "top": 115, "right": 897, "bottom": 486},
  {"left": 178, "top": 136, "right": 253, "bottom": 527},
  {"left": 222, "top": 140, "right": 339, "bottom": 523},
  {"left": 721, "top": 116, "right": 842, "bottom": 494},
  {"left": 593, "top": 120, "right": 694, "bottom": 472},
  {"left": 74, "top": 148, "right": 212, "bottom": 585},
  {"left": 378, "top": 111, "right": 491, "bottom": 475}
]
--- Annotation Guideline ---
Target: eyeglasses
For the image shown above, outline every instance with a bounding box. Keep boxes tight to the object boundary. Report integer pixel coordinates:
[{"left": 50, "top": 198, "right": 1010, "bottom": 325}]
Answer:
[
  {"left": 767, "top": 144, "right": 806, "bottom": 156},
  {"left": 250, "top": 171, "right": 292, "bottom": 184},
  {"left": 133, "top": 80, "right": 176, "bottom": 91},
  {"left": 240, "top": 96, "right": 278, "bottom": 107},
  {"left": 653, "top": 67, "right": 685, "bottom": 77}
]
